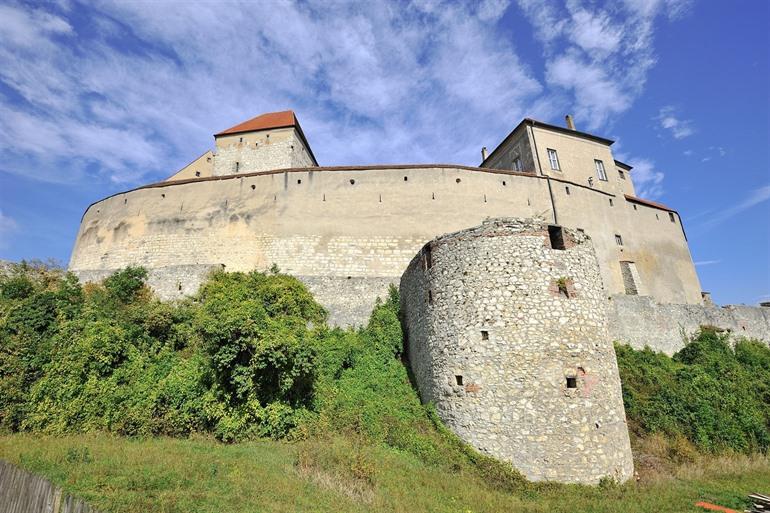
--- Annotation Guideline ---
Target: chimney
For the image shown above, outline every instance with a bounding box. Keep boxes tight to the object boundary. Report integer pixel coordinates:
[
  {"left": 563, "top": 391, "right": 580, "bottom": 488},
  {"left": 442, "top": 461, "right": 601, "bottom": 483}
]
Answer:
[
  {"left": 481, "top": 146, "right": 488, "bottom": 161},
  {"left": 565, "top": 114, "right": 576, "bottom": 130}
]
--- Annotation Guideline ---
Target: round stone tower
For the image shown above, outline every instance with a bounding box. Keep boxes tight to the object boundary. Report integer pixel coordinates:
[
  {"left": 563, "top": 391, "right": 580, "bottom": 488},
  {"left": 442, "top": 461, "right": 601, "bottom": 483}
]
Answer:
[{"left": 399, "top": 217, "right": 634, "bottom": 484}]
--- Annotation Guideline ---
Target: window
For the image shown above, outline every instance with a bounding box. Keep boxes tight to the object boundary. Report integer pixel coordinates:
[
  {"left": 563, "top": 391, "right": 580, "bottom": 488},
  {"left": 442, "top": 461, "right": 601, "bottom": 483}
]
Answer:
[
  {"left": 565, "top": 186, "right": 570, "bottom": 195},
  {"left": 481, "top": 330, "right": 489, "bottom": 341},
  {"left": 547, "top": 149, "right": 560, "bottom": 170},
  {"left": 513, "top": 156, "right": 523, "bottom": 172},
  {"left": 566, "top": 377, "right": 577, "bottom": 389},
  {"left": 595, "top": 159, "right": 607, "bottom": 181},
  {"left": 548, "top": 225, "right": 566, "bottom": 250},
  {"left": 615, "top": 234, "right": 623, "bottom": 246},
  {"left": 235, "top": 162, "right": 240, "bottom": 172},
  {"left": 455, "top": 375, "right": 464, "bottom": 386},
  {"left": 618, "top": 169, "right": 626, "bottom": 180},
  {"left": 239, "top": 137, "right": 243, "bottom": 143},
  {"left": 195, "top": 171, "right": 200, "bottom": 177},
  {"left": 669, "top": 212, "right": 676, "bottom": 223},
  {"left": 609, "top": 198, "right": 614, "bottom": 206}
]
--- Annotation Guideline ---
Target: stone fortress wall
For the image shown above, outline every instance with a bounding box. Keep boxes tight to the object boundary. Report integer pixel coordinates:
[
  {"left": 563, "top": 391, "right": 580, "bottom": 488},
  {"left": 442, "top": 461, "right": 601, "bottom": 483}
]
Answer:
[
  {"left": 608, "top": 295, "right": 770, "bottom": 355},
  {"left": 399, "top": 218, "right": 634, "bottom": 484},
  {"left": 68, "top": 163, "right": 700, "bottom": 327}
]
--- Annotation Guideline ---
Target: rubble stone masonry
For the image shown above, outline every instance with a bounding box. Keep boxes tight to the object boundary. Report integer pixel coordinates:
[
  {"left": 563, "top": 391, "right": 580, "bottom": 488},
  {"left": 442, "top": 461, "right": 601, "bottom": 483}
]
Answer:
[{"left": 400, "top": 218, "right": 634, "bottom": 484}]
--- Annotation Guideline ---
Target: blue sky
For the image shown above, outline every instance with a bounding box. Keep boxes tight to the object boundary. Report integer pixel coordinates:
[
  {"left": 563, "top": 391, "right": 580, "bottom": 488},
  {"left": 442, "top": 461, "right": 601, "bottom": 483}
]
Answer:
[{"left": 0, "top": 0, "right": 768, "bottom": 305}]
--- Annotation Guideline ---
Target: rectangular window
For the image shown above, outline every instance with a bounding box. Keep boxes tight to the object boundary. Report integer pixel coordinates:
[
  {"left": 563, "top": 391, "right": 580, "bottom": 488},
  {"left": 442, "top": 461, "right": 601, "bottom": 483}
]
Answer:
[
  {"left": 512, "top": 156, "right": 523, "bottom": 172},
  {"left": 615, "top": 234, "right": 623, "bottom": 246},
  {"left": 595, "top": 159, "right": 607, "bottom": 181},
  {"left": 669, "top": 212, "right": 676, "bottom": 223},
  {"left": 618, "top": 169, "right": 626, "bottom": 180},
  {"left": 547, "top": 149, "right": 560, "bottom": 170}
]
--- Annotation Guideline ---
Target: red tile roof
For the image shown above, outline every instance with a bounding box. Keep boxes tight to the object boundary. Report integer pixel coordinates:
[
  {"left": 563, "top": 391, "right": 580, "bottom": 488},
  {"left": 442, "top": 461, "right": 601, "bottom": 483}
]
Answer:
[
  {"left": 215, "top": 110, "right": 297, "bottom": 136},
  {"left": 624, "top": 194, "right": 673, "bottom": 212}
]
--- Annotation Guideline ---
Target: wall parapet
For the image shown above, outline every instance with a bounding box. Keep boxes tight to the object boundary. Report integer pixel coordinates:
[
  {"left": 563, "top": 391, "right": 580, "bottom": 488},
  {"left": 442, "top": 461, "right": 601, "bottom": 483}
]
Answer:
[{"left": 608, "top": 295, "right": 770, "bottom": 355}]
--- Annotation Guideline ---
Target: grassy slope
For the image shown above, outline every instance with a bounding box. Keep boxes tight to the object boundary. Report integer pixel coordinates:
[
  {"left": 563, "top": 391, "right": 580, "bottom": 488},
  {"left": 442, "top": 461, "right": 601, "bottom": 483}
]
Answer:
[{"left": 1, "top": 434, "right": 767, "bottom": 513}]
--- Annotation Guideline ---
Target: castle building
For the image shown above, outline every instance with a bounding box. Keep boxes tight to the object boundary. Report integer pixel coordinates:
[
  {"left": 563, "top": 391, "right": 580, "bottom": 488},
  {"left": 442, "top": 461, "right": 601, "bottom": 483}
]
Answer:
[
  {"left": 68, "top": 110, "right": 770, "bottom": 484},
  {"left": 69, "top": 110, "right": 703, "bottom": 327}
]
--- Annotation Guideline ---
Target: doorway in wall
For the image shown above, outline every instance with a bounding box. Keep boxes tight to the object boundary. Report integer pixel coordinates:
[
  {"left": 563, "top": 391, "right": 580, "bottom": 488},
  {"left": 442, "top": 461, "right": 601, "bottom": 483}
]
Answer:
[{"left": 619, "top": 261, "right": 639, "bottom": 295}]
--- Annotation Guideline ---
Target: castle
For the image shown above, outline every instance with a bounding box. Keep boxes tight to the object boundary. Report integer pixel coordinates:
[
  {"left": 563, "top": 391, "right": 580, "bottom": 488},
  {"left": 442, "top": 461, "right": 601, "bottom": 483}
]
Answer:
[{"left": 68, "top": 111, "right": 770, "bottom": 484}]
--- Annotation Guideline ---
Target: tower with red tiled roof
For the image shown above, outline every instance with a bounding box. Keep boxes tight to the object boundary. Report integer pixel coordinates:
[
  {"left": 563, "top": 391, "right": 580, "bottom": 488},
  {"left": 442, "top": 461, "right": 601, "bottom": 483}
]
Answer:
[{"left": 212, "top": 110, "right": 317, "bottom": 176}]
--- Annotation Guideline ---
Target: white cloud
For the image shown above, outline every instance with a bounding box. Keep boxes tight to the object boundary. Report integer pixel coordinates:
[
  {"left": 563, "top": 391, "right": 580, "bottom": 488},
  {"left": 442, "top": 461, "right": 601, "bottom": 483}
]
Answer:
[
  {"left": 698, "top": 185, "right": 770, "bottom": 230},
  {"left": 0, "top": 1, "right": 545, "bottom": 184},
  {"left": 694, "top": 260, "right": 721, "bottom": 266},
  {"left": 627, "top": 158, "right": 665, "bottom": 199},
  {"left": 657, "top": 105, "right": 694, "bottom": 139},
  {"left": 0, "top": 210, "right": 18, "bottom": 249},
  {"left": 515, "top": 0, "right": 689, "bottom": 131}
]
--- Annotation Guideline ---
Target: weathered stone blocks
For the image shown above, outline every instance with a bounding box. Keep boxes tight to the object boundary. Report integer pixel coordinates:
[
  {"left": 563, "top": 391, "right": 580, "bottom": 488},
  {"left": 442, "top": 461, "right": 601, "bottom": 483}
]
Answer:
[{"left": 400, "top": 217, "right": 634, "bottom": 484}]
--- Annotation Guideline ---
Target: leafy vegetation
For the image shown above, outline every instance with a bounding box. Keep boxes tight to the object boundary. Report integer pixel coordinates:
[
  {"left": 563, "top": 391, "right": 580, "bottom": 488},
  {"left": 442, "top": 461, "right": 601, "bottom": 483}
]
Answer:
[
  {"left": 0, "top": 261, "right": 522, "bottom": 489},
  {"left": 616, "top": 329, "right": 770, "bottom": 455},
  {"left": 1, "top": 261, "right": 769, "bottom": 512}
]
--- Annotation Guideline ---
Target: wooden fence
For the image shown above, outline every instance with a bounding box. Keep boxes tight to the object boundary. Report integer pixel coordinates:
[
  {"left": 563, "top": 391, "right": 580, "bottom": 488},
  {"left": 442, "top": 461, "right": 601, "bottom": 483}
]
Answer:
[{"left": 0, "top": 460, "right": 99, "bottom": 513}]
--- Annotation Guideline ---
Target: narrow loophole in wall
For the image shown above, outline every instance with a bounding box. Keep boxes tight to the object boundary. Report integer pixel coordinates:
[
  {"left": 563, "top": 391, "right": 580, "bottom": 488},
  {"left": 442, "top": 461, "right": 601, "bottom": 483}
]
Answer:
[
  {"left": 565, "top": 186, "right": 570, "bottom": 195},
  {"left": 483, "top": 194, "right": 487, "bottom": 203},
  {"left": 669, "top": 212, "right": 675, "bottom": 223},
  {"left": 350, "top": 179, "right": 355, "bottom": 185},
  {"left": 177, "top": 282, "right": 182, "bottom": 291},
  {"left": 297, "top": 179, "right": 302, "bottom": 184},
  {"left": 609, "top": 198, "right": 614, "bottom": 206},
  {"left": 161, "top": 193, "right": 165, "bottom": 199},
  {"left": 239, "top": 137, "right": 243, "bottom": 143},
  {"left": 424, "top": 244, "right": 433, "bottom": 270},
  {"left": 379, "top": 194, "right": 382, "bottom": 203},
  {"left": 566, "top": 377, "right": 577, "bottom": 389},
  {"left": 455, "top": 375, "right": 463, "bottom": 386},
  {"left": 432, "top": 192, "right": 435, "bottom": 200},
  {"left": 481, "top": 330, "right": 489, "bottom": 340},
  {"left": 195, "top": 171, "right": 201, "bottom": 177},
  {"left": 236, "top": 162, "right": 240, "bottom": 172},
  {"left": 323, "top": 193, "right": 326, "bottom": 202},
  {"left": 548, "top": 225, "right": 566, "bottom": 250},
  {"left": 502, "top": 180, "right": 506, "bottom": 186},
  {"left": 656, "top": 213, "right": 659, "bottom": 220},
  {"left": 456, "top": 178, "right": 461, "bottom": 183},
  {"left": 250, "top": 184, "right": 256, "bottom": 190},
  {"left": 633, "top": 204, "right": 638, "bottom": 210},
  {"left": 428, "top": 290, "right": 433, "bottom": 304},
  {"left": 124, "top": 198, "right": 127, "bottom": 205},
  {"left": 404, "top": 176, "right": 408, "bottom": 181}
]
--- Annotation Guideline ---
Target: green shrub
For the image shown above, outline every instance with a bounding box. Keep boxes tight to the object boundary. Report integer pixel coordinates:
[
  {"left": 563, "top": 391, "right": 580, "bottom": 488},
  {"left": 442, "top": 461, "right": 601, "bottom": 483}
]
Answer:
[{"left": 617, "top": 328, "right": 770, "bottom": 454}]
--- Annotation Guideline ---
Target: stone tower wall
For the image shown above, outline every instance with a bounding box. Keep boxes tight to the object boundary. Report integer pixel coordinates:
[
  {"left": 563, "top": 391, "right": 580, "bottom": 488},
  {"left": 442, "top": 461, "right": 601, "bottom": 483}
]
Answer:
[{"left": 400, "top": 218, "right": 634, "bottom": 484}]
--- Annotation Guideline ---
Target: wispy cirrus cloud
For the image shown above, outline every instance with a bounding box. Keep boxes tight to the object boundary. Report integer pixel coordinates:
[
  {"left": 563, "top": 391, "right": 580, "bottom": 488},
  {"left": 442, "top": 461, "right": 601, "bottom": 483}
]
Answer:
[
  {"left": 696, "top": 185, "right": 770, "bottom": 231},
  {"left": 0, "top": 0, "right": 548, "bottom": 184},
  {"left": 517, "top": 0, "right": 691, "bottom": 130},
  {"left": 0, "top": 209, "right": 18, "bottom": 249},
  {"left": 694, "top": 260, "right": 721, "bottom": 266},
  {"left": 0, "top": 0, "right": 690, "bottom": 189},
  {"left": 657, "top": 105, "right": 695, "bottom": 139}
]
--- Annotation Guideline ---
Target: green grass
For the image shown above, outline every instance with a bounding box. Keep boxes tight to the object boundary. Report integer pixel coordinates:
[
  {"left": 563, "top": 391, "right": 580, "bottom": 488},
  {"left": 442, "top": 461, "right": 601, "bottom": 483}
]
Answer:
[{"left": 1, "top": 433, "right": 767, "bottom": 513}]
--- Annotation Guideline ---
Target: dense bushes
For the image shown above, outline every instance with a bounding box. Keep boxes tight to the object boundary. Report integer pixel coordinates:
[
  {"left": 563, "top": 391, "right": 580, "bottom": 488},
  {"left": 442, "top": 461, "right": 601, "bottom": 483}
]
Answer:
[
  {"left": 2, "top": 261, "right": 768, "bottom": 485},
  {"left": 0, "top": 262, "right": 523, "bottom": 487},
  {"left": 616, "top": 329, "right": 770, "bottom": 454}
]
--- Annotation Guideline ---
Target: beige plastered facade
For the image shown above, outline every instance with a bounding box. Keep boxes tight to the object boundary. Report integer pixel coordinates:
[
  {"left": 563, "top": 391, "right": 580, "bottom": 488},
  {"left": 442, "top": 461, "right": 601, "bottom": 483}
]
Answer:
[{"left": 69, "top": 118, "right": 704, "bottom": 325}]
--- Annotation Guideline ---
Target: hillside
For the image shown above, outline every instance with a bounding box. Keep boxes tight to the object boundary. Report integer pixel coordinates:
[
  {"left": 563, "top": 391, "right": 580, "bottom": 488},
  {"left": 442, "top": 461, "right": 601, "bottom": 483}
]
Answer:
[{"left": 0, "top": 262, "right": 768, "bottom": 512}]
